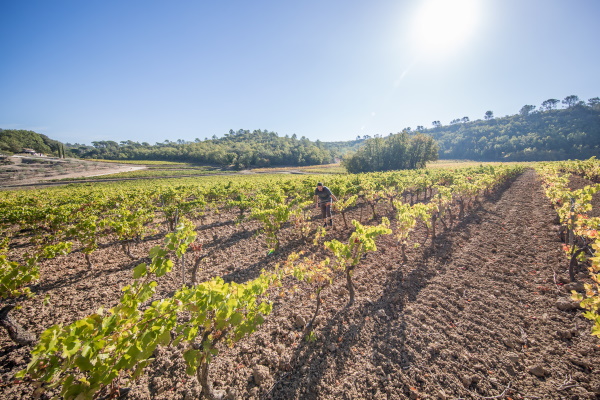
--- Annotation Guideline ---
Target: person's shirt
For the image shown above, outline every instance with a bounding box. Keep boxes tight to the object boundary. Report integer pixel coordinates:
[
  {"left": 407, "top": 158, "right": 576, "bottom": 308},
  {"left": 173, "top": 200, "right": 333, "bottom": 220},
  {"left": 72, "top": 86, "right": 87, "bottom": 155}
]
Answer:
[{"left": 314, "top": 186, "right": 333, "bottom": 204}]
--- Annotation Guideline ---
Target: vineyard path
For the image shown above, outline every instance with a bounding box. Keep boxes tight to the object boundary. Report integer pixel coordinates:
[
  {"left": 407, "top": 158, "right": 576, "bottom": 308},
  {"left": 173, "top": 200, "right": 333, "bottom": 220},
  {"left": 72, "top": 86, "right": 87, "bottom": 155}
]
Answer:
[{"left": 259, "top": 168, "right": 599, "bottom": 399}]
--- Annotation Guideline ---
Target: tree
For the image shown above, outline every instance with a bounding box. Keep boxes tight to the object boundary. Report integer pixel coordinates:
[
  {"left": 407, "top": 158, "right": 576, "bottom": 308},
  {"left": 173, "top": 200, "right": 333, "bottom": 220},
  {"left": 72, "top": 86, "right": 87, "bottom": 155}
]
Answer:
[
  {"left": 416, "top": 125, "right": 425, "bottom": 131},
  {"left": 461, "top": 116, "right": 470, "bottom": 123},
  {"left": 541, "top": 99, "right": 560, "bottom": 111},
  {"left": 484, "top": 111, "right": 494, "bottom": 120},
  {"left": 520, "top": 105, "right": 536, "bottom": 116},
  {"left": 432, "top": 121, "right": 441, "bottom": 127},
  {"left": 407, "top": 133, "right": 439, "bottom": 169},
  {"left": 562, "top": 95, "right": 580, "bottom": 108},
  {"left": 588, "top": 97, "right": 600, "bottom": 107},
  {"left": 342, "top": 132, "right": 438, "bottom": 173}
]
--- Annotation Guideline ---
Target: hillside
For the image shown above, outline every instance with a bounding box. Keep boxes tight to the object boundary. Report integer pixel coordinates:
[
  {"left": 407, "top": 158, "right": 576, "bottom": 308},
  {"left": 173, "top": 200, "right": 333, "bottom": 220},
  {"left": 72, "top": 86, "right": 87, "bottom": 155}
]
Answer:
[
  {"left": 0, "top": 129, "right": 65, "bottom": 157},
  {"left": 67, "top": 129, "right": 333, "bottom": 169},
  {"left": 425, "top": 102, "right": 600, "bottom": 161}
]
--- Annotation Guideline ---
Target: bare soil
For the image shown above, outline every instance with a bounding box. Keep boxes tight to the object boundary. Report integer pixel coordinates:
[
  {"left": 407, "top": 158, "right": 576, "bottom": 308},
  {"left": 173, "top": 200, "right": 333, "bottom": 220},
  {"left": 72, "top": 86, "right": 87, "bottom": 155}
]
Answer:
[
  {"left": 0, "top": 157, "right": 145, "bottom": 189},
  {"left": 1, "top": 169, "right": 599, "bottom": 399}
]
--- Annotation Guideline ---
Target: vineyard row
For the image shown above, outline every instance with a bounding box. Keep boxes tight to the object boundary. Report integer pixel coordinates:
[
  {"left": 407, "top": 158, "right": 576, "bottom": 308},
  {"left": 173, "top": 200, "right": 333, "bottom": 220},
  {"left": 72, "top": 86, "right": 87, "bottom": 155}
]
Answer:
[{"left": 1, "top": 164, "right": 531, "bottom": 399}]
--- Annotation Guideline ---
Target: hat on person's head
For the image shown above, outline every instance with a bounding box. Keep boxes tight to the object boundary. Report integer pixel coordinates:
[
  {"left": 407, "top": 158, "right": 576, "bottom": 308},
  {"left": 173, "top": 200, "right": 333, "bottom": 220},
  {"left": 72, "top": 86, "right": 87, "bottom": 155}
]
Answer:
[{"left": 317, "top": 182, "right": 323, "bottom": 187}]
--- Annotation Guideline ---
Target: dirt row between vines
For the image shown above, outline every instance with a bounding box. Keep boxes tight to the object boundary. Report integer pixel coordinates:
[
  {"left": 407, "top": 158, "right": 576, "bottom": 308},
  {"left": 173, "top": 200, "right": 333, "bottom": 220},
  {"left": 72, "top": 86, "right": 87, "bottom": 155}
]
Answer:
[{"left": 1, "top": 169, "right": 599, "bottom": 399}]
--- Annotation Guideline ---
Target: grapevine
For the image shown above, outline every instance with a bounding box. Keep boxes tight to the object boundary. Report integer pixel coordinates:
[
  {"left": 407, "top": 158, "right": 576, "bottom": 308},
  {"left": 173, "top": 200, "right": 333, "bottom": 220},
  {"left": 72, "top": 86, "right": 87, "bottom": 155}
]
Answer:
[{"left": 325, "top": 218, "right": 392, "bottom": 306}]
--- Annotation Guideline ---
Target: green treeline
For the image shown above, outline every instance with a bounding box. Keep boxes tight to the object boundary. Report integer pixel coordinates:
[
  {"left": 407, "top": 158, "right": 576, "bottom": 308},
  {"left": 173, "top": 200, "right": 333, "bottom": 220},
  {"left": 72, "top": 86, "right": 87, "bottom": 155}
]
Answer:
[
  {"left": 321, "top": 138, "right": 366, "bottom": 156},
  {"left": 69, "top": 129, "right": 332, "bottom": 168},
  {"left": 342, "top": 132, "right": 438, "bottom": 173},
  {"left": 0, "top": 129, "right": 65, "bottom": 156},
  {"left": 427, "top": 99, "right": 600, "bottom": 161},
  {"left": 4, "top": 95, "right": 600, "bottom": 166}
]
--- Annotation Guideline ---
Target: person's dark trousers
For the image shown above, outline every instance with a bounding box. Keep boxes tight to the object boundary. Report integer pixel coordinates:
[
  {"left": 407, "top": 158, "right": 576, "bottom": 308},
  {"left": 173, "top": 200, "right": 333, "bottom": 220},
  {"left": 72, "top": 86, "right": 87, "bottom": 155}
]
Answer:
[{"left": 320, "top": 203, "right": 332, "bottom": 225}]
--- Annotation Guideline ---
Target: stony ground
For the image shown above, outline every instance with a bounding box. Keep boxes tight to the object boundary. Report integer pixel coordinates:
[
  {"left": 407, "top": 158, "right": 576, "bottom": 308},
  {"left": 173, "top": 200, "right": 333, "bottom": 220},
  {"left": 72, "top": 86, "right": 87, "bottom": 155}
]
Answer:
[{"left": 1, "top": 169, "right": 599, "bottom": 399}]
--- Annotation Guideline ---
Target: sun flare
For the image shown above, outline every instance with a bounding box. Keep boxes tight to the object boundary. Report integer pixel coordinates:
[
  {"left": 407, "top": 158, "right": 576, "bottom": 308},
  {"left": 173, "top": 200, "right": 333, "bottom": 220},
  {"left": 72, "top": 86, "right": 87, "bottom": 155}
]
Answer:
[{"left": 412, "top": 0, "right": 480, "bottom": 52}]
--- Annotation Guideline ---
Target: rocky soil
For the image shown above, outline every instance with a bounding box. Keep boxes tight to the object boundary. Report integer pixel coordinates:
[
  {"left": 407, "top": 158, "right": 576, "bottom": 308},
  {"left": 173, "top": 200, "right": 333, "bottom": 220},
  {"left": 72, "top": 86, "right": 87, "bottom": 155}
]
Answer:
[{"left": 1, "top": 169, "right": 599, "bottom": 399}]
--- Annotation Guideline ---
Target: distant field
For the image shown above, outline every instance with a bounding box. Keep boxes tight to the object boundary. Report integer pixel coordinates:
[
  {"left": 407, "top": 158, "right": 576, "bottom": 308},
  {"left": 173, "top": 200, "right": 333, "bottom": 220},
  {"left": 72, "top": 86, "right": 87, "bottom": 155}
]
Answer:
[
  {"left": 58, "top": 160, "right": 534, "bottom": 181},
  {"left": 427, "top": 159, "right": 532, "bottom": 169},
  {"left": 60, "top": 162, "right": 348, "bottom": 180},
  {"left": 248, "top": 160, "right": 528, "bottom": 174},
  {"left": 297, "top": 164, "right": 346, "bottom": 174},
  {"left": 250, "top": 163, "right": 346, "bottom": 174},
  {"left": 88, "top": 159, "right": 193, "bottom": 166},
  {"left": 60, "top": 164, "right": 346, "bottom": 180},
  {"left": 55, "top": 166, "right": 223, "bottom": 181},
  {"left": 249, "top": 160, "right": 528, "bottom": 174}
]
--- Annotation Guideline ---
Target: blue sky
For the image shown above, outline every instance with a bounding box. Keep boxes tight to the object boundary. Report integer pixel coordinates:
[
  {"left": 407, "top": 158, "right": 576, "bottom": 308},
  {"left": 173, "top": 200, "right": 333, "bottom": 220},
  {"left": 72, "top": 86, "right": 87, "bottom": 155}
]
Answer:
[{"left": 1, "top": 0, "right": 599, "bottom": 145}]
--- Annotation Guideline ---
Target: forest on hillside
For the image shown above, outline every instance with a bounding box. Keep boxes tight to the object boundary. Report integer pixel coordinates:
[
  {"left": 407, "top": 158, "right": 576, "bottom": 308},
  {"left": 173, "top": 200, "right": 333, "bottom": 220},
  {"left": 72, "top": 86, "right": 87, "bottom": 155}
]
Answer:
[
  {"left": 66, "top": 129, "right": 333, "bottom": 168},
  {"left": 425, "top": 96, "right": 600, "bottom": 161}
]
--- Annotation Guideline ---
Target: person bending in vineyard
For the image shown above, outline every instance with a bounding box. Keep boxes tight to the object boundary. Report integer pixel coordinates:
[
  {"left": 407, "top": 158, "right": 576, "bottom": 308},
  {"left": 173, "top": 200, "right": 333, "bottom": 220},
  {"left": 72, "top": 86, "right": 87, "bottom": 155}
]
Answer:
[{"left": 314, "top": 182, "right": 338, "bottom": 227}]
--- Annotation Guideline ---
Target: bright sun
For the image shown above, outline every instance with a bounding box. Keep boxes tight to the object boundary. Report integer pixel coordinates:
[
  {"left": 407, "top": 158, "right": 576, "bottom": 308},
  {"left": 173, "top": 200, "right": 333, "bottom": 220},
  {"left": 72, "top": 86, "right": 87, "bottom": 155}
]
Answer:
[{"left": 412, "top": 0, "right": 480, "bottom": 52}]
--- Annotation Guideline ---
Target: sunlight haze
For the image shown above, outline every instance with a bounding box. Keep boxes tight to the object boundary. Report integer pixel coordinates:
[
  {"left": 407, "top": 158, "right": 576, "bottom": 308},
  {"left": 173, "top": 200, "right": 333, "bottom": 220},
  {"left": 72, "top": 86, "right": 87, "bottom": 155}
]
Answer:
[
  {"left": 411, "top": 0, "right": 481, "bottom": 53},
  {"left": 0, "top": 0, "right": 598, "bottom": 145}
]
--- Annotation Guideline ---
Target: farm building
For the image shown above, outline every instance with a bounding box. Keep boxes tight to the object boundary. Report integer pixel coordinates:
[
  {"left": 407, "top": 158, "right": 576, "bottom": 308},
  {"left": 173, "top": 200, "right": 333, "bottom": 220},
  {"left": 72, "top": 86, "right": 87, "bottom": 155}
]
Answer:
[{"left": 20, "top": 148, "right": 45, "bottom": 157}]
